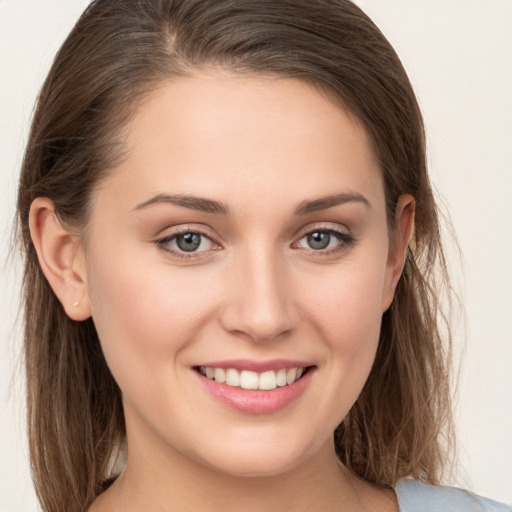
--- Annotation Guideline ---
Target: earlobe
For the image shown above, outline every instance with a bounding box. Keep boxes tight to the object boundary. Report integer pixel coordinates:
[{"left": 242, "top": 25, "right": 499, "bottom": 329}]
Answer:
[
  {"left": 29, "top": 198, "right": 91, "bottom": 321},
  {"left": 382, "top": 194, "right": 415, "bottom": 312}
]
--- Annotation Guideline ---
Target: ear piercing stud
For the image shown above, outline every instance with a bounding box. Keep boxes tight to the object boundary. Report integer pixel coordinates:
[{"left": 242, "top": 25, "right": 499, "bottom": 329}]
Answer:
[{"left": 73, "top": 301, "right": 80, "bottom": 307}]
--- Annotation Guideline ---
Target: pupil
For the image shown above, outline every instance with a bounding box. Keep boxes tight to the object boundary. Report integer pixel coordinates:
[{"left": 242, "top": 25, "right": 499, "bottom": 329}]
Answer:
[
  {"left": 177, "top": 233, "right": 201, "bottom": 252},
  {"left": 307, "top": 232, "right": 330, "bottom": 250}
]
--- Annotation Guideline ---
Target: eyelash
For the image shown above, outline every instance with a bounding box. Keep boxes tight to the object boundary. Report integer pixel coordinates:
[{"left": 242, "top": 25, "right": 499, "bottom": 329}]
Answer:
[
  {"left": 155, "top": 226, "right": 356, "bottom": 260},
  {"left": 294, "top": 227, "right": 357, "bottom": 256},
  {"left": 156, "top": 227, "right": 219, "bottom": 261}
]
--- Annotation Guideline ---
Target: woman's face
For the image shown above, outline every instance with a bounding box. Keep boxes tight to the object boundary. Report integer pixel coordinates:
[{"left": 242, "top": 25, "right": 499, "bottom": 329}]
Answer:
[{"left": 80, "top": 72, "right": 408, "bottom": 476}]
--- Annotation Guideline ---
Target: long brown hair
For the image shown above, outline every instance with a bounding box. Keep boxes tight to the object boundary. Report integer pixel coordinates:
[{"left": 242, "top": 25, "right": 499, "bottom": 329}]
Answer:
[{"left": 17, "top": 1, "right": 454, "bottom": 510}]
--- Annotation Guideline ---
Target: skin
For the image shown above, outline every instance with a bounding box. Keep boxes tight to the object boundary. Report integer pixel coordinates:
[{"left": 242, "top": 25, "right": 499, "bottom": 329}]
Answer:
[{"left": 30, "top": 72, "right": 414, "bottom": 511}]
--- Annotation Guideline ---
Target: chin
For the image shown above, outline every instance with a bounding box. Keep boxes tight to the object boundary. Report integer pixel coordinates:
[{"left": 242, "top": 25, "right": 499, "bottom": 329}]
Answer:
[
  {"left": 190, "top": 434, "right": 322, "bottom": 478},
  {"left": 204, "top": 455, "right": 301, "bottom": 479}
]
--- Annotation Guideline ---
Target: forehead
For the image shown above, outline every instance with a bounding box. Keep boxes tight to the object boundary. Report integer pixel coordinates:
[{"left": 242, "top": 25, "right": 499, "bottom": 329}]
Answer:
[{"left": 94, "top": 71, "right": 385, "bottom": 216}]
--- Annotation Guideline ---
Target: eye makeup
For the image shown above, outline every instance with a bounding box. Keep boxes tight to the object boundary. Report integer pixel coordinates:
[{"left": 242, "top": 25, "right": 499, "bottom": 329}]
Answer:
[
  {"left": 154, "top": 222, "right": 358, "bottom": 262},
  {"left": 293, "top": 224, "right": 357, "bottom": 258},
  {"left": 155, "top": 226, "right": 222, "bottom": 261}
]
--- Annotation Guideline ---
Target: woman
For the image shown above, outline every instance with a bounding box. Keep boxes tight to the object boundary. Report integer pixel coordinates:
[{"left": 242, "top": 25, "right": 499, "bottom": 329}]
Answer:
[{"left": 15, "top": 0, "right": 510, "bottom": 511}]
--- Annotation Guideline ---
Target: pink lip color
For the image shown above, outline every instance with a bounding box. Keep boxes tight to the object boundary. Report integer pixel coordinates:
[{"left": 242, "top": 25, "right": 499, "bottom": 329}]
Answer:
[
  {"left": 195, "top": 366, "right": 315, "bottom": 414},
  {"left": 196, "top": 359, "right": 311, "bottom": 373}
]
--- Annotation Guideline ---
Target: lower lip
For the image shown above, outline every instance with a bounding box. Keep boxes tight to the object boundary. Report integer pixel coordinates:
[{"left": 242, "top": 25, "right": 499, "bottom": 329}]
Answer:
[{"left": 196, "top": 368, "right": 315, "bottom": 414}]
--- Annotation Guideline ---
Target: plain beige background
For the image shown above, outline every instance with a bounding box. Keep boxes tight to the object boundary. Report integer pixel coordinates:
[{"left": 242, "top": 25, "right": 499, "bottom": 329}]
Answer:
[{"left": 1, "top": 1, "right": 511, "bottom": 510}]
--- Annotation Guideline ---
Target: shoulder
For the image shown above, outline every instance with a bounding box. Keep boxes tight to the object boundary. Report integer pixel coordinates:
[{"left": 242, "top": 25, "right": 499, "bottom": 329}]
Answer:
[{"left": 395, "top": 479, "right": 511, "bottom": 512}]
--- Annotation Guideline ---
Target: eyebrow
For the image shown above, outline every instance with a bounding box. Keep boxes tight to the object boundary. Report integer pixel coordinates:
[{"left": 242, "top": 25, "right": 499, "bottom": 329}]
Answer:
[
  {"left": 132, "top": 191, "right": 370, "bottom": 216},
  {"left": 294, "top": 192, "right": 371, "bottom": 215},
  {"left": 132, "top": 194, "right": 229, "bottom": 215}
]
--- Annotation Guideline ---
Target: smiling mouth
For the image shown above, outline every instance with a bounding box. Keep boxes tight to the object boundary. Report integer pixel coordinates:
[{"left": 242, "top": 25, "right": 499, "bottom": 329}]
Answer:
[{"left": 195, "top": 366, "right": 313, "bottom": 391}]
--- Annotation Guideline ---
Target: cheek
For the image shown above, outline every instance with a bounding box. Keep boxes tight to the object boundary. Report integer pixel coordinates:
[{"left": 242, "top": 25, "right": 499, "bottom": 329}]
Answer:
[
  {"left": 304, "top": 255, "right": 387, "bottom": 342},
  {"left": 299, "top": 252, "right": 387, "bottom": 392},
  {"left": 84, "top": 243, "right": 219, "bottom": 386}
]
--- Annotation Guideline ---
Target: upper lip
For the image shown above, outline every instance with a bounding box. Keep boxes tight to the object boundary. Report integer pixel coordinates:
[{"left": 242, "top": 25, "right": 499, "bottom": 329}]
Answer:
[{"left": 194, "top": 359, "right": 314, "bottom": 373}]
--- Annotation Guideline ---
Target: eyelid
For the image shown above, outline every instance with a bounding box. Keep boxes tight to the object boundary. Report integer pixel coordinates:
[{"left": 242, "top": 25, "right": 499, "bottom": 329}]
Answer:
[
  {"left": 155, "top": 225, "right": 223, "bottom": 259},
  {"left": 293, "top": 222, "right": 352, "bottom": 240},
  {"left": 292, "top": 223, "right": 357, "bottom": 255},
  {"left": 154, "top": 222, "right": 218, "bottom": 239},
  {"left": 153, "top": 222, "right": 356, "bottom": 260}
]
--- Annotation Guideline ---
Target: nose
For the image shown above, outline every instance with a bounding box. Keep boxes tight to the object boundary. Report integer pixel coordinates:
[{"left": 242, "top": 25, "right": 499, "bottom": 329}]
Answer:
[{"left": 219, "top": 248, "right": 299, "bottom": 343}]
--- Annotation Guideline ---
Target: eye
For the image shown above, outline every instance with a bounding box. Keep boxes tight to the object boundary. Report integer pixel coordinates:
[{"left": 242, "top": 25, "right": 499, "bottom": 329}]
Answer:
[
  {"left": 157, "top": 229, "right": 218, "bottom": 256},
  {"left": 295, "top": 228, "right": 356, "bottom": 253},
  {"left": 173, "top": 232, "right": 210, "bottom": 252},
  {"left": 302, "top": 231, "right": 335, "bottom": 250}
]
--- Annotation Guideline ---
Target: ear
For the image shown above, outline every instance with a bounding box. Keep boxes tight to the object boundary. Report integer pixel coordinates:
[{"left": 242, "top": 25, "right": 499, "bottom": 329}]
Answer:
[
  {"left": 382, "top": 194, "right": 415, "bottom": 312},
  {"left": 29, "top": 198, "right": 91, "bottom": 321}
]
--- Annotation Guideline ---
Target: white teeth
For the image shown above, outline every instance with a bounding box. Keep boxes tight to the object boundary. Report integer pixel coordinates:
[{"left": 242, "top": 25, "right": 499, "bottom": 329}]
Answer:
[
  {"left": 200, "top": 366, "right": 308, "bottom": 390},
  {"left": 258, "top": 371, "right": 277, "bottom": 390},
  {"left": 240, "top": 370, "right": 259, "bottom": 390},
  {"left": 286, "top": 368, "right": 297, "bottom": 385},
  {"left": 214, "top": 368, "right": 226, "bottom": 384},
  {"left": 276, "top": 368, "right": 287, "bottom": 387},
  {"left": 225, "top": 368, "right": 240, "bottom": 387}
]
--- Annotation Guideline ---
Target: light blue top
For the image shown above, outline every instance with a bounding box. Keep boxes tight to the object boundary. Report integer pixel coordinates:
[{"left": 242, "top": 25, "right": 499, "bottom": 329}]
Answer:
[{"left": 395, "top": 479, "right": 511, "bottom": 512}]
